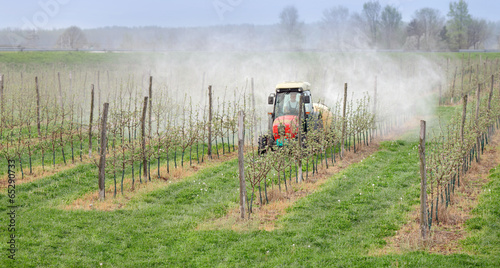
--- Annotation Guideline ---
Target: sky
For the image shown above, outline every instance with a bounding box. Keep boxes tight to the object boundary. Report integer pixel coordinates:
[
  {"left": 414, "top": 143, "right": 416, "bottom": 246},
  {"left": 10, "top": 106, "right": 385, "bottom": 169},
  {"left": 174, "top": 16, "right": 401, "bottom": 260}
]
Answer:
[{"left": 0, "top": 0, "right": 498, "bottom": 30}]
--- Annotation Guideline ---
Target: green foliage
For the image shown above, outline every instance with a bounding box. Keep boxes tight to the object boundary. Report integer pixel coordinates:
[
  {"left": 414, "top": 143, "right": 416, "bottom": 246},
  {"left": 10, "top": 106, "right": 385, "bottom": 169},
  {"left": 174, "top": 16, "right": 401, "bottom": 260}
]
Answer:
[{"left": 447, "top": 0, "right": 472, "bottom": 50}]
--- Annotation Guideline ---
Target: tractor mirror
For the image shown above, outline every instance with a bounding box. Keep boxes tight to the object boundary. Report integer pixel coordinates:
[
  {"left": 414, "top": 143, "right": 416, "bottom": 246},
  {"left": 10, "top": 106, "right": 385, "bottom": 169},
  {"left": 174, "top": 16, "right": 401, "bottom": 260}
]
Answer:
[
  {"left": 303, "top": 96, "right": 311, "bottom": 104},
  {"left": 268, "top": 94, "right": 275, "bottom": 105}
]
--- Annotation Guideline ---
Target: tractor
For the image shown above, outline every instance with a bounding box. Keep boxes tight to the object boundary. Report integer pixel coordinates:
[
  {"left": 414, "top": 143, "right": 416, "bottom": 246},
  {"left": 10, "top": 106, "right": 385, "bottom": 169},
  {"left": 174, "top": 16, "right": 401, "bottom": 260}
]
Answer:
[{"left": 258, "top": 81, "right": 330, "bottom": 154}]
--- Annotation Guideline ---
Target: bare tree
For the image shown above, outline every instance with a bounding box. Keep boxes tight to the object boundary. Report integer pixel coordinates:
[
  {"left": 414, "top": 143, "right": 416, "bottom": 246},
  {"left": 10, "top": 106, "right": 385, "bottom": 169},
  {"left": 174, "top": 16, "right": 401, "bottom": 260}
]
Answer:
[
  {"left": 56, "top": 26, "right": 88, "bottom": 50},
  {"left": 467, "top": 18, "right": 489, "bottom": 49},
  {"left": 414, "top": 8, "right": 445, "bottom": 51},
  {"left": 407, "top": 19, "right": 424, "bottom": 50},
  {"left": 279, "top": 5, "right": 303, "bottom": 50},
  {"left": 321, "top": 6, "right": 350, "bottom": 50},
  {"left": 362, "top": 0, "right": 381, "bottom": 48},
  {"left": 380, "top": 5, "right": 402, "bottom": 49}
]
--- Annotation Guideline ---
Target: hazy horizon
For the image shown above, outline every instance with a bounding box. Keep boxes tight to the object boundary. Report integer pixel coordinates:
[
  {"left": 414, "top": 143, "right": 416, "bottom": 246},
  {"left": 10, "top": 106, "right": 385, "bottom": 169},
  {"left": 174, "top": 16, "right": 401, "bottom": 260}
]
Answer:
[{"left": 1, "top": 0, "right": 498, "bottom": 30}]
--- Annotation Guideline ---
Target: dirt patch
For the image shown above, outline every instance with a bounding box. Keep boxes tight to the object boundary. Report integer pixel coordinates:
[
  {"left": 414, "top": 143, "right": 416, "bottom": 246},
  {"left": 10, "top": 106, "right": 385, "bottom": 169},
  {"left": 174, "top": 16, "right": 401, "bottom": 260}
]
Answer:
[
  {"left": 197, "top": 141, "right": 381, "bottom": 232},
  {"left": 0, "top": 161, "right": 86, "bottom": 190},
  {"left": 372, "top": 131, "right": 500, "bottom": 256},
  {"left": 63, "top": 151, "right": 238, "bottom": 211}
]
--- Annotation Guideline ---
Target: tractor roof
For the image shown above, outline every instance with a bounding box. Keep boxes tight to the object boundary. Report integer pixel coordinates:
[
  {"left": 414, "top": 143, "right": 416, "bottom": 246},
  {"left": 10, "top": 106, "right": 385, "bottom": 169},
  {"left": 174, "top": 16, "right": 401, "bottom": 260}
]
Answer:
[{"left": 275, "top": 81, "right": 310, "bottom": 92}]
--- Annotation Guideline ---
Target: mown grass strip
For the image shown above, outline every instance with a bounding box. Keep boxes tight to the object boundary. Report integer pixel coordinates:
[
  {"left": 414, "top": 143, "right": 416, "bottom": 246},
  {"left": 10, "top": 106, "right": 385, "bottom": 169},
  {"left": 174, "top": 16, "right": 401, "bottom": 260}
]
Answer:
[{"left": 462, "top": 164, "right": 500, "bottom": 260}]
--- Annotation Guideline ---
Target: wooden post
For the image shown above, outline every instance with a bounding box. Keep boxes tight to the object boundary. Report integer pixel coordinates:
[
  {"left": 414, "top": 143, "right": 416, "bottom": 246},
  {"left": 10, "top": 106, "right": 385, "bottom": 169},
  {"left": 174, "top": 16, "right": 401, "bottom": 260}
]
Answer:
[
  {"left": 35, "top": 77, "right": 41, "bottom": 138},
  {"left": 419, "top": 120, "right": 428, "bottom": 240},
  {"left": 297, "top": 95, "right": 303, "bottom": 182},
  {"left": 89, "top": 85, "right": 95, "bottom": 158},
  {"left": 97, "top": 71, "right": 101, "bottom": 116},
  {"left": 488, "top": 75, "right": 494, "bottom": 111},
  {"left": 200, "top": 72, "right": 206, "bottom": 106},
  {"left": 341, "top": 83, "right": 348, "bottom": 159},
  {"left": 98, "top": 102, "right": 110, "bottom": 201},
  {"left": 450, "top": 67, "right": 457, "bottom": 104},
  {"left": 373, "top": 76, "right": 377, "bottom": 136},
  {"left": 208, "top": 85, "right": 213, "bottom": 159},
  {"left": 238, "top": 111, "right": 246, "bottom": 219},
  {"left": 141, "top": 96, "right": 148, "bottom": 183},
  {"left": 0, "top": 73, "right": 3, "bottom": 98},
  {"left": 460, "top": 68, "right": 464, "bottom": 96},
  {"left": 446, "top": 58, "right": 449, "bottom": 86},
  {"left": 0, "top": 74, "right": 3, "bottom": 135},
  {"left": 476, "top": 84, "right": 481, "bottom": 120},
  {"left": 268, "top": 113, "right": 273, "bottom": 139},
  {"left": 438, "top": 83, "right": 442, "bottom": 106},
  {"left": 476, "top": 84, "right": 481, "bottom": 162},
  {"left": 251, "top": 78, "right": 257, "bottom": 146},
  {"left": 461, "top": 95, "right": 467, "bottom": 143},
  {"left": 57, "top": 72, "right": 63, "bottom": 110},
  {"left": 148, "top": 76, "right": 153, "bottom": 139}
]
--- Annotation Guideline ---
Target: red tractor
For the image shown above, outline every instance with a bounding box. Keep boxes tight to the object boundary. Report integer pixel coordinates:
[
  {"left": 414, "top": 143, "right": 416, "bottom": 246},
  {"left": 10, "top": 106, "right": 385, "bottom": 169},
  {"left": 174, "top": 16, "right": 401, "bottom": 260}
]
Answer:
[{"left": 258, "top": 81, "right": 328, "bottom": 154}]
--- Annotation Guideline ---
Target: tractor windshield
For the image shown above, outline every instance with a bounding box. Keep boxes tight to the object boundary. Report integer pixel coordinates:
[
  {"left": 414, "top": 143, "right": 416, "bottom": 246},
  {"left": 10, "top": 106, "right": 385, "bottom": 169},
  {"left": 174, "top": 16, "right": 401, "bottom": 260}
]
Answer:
[{"left": 275, "top": 92, "right": 301, "bottom": 117}]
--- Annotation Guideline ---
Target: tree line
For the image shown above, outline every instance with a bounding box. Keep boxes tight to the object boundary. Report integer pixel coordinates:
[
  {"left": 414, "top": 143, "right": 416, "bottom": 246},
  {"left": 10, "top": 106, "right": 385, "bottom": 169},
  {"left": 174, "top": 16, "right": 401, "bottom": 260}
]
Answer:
[{"left": 0, "top": 0, "right": 498, "bottom": 52}]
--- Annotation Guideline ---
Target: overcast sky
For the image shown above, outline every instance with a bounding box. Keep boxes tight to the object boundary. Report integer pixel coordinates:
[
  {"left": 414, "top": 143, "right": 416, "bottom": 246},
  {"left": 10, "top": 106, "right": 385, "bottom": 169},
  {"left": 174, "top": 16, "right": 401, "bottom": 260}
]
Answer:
[{"left": 1, "top": 0, "right": 498, "bottom": 30}]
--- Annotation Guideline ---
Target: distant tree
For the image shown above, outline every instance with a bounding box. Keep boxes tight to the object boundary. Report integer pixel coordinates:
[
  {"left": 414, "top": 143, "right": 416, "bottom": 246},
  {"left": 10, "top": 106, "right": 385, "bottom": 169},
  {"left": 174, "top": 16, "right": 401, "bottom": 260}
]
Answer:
[
  {"left": 467, "top": 18, "right": 489, "bottom": 49},
  {"left": 498, "top": 34, "right": 500, "bottom": 50},
  {"left": 380, "top": 5, "right": 402, "bottom": 49},
  {"left": 321, "top": 6, "right": 350, "bottom": 49},
  {"left": 413, "top": 8, "right": 445, "bottom": 50},
  {"left": 446, "top": 0, "right": 471, "bottom": 50},
  {"left": 439, "top": 25, "right": 449, "bottom": 45},
  {"left": 279, "top": 5, "right": 303, "bottom": 50},
  {"left": 407, "top": 19, "right": 424, "bottom": 50},
  {"left": 56, "top": 26, "right": 87, "bottom": 50},
  {"left": 120, "top": 32, "right": 135, "bottom": 50},
  {"left": 362, "top": 0, "right": 381, "bottom": 47},
  {"left": 25, "top": 30, "right": 40, "bottom": 48}
]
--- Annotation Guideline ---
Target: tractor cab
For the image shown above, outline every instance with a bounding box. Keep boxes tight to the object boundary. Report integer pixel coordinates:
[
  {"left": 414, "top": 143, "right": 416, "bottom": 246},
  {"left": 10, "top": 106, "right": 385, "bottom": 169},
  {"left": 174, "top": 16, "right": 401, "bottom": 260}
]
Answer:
[{"left": 272, "top": 89, "right": 312, "bottom": 118}]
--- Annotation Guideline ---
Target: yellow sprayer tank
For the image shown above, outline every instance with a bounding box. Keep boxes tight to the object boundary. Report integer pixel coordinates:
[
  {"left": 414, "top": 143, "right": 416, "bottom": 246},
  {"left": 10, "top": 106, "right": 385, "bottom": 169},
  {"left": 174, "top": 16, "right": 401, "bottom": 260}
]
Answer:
[{"left": 312, "top": 103, "right": 333, "bottom": 129}]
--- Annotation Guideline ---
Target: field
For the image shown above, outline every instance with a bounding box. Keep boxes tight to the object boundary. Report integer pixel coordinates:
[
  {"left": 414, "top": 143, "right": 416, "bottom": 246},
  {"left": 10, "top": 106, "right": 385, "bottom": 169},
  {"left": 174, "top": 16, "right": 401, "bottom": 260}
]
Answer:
[{"left": 1, "top": 51, "right": 500, "bottom": 267}]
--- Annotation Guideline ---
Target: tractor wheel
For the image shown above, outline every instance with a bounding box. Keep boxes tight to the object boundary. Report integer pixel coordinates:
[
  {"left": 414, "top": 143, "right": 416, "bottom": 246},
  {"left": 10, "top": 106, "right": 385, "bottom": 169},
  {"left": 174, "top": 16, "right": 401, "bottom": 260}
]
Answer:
[{"left": 258, "top": 135, "right": 268, "bottom": 155}]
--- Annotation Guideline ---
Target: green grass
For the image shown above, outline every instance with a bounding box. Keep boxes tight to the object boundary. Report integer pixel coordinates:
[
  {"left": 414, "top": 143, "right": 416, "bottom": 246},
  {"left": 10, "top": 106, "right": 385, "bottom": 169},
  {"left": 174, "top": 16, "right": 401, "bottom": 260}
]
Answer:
[
  {"left": 462, "top": 164, "right": 500, "bottom": 258},
  {"left": 1, "top": 132, "right": 498, "bottom": 266},
  {"left": 0, "top": 51, "right": 134, "bottom": 65},
  {"left": 1, "top": 51, "right": 499, "bottom": 69}
]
